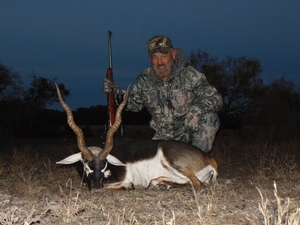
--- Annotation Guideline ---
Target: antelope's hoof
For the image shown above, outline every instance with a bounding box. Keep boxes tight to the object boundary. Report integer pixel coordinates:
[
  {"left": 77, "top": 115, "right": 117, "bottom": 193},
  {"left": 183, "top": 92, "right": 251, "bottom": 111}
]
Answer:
[
  {"left": 158, "top": 184, "right": 169, "bottom": 190},
  {"left": 146, "top": 183, "right": 152, "bottom": 189},
  {"left": 147, "top": 179, "right": 159, "bottom": 189},
  {"left": 129, "top": 182, "right": 135, "bottom": 190}
]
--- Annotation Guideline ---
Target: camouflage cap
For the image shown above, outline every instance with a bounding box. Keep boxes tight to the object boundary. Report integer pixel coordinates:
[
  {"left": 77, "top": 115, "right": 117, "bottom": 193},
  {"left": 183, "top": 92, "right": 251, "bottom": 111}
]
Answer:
[{"left": 147, "top": 35, "right": 173, "bottom": 56}]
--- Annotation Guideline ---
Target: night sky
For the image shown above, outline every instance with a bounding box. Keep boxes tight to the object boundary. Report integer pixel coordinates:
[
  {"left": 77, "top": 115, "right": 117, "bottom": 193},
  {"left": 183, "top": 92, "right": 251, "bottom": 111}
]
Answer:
[{"left": 1, "top": 1, "right": 299, "bottom": 110}]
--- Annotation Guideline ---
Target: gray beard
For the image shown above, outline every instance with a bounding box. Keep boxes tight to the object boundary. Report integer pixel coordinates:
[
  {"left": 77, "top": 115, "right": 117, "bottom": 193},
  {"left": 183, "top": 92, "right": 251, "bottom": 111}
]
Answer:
[{"left": 152, "top": 61, "right": 175, "bottom": 79}]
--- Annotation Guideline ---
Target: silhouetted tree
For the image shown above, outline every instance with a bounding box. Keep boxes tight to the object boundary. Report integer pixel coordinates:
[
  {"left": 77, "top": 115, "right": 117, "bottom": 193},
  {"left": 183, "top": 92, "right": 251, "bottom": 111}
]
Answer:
[
  {"left": 0, "top": 64, "right": 71, "bottom": 138},
  {"left": 23, "top": 72, "right": 70, "bottom": 109},
  {"left": 190, "top": 50, "right": 265, "bottom": 128},
  {"left": 256, "top": 76, "right": 300, "bottom": 141},
  {"left": 0, "top": 63, "right": 23, "bottom": 101},
  {"left": 17, "top": 73, "right": 71, "bottom": 137},
  {"left": 0, "top": 63, "right": 24, "bottom": 137},
  {"left": 220, "top": 56, "right": 264, "bottom": 117}
]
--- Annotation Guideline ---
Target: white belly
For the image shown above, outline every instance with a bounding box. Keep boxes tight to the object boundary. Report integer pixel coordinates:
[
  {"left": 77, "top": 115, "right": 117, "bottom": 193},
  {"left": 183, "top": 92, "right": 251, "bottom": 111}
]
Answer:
[{"left": 123, "top": 148, "right": 188, "bottom": 187}]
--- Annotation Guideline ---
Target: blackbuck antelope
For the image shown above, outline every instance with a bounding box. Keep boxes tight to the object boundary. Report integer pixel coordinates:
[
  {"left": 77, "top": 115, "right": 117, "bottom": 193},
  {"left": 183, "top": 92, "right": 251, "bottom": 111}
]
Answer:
[{"left": 56, "top": 84, "right": 218, "bottom": 190}]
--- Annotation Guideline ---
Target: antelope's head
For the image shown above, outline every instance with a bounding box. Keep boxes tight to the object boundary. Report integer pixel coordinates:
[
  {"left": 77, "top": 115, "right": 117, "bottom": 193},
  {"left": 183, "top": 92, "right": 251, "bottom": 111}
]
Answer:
[{"left": 56, "top": 84, "right": 130, "bottom": 190}]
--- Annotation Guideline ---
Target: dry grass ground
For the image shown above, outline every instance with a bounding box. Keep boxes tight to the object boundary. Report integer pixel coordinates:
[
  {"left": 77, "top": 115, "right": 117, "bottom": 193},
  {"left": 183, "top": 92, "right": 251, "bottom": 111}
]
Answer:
[{"left": 0, "top": 125, "right": 299, "bottom": 224}]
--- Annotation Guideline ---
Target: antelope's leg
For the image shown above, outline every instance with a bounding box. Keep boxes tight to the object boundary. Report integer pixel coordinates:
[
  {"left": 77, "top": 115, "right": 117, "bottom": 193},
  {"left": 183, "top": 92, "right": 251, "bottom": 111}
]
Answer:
[
  {"left": 182, "top": 169, "right": 203, "bottom": 187},
  {"left": 104, "top": 182, "right": 135, "bottom": 191},
  {"left": 147, "top": 176, "right": 189, "bottom": 190}
]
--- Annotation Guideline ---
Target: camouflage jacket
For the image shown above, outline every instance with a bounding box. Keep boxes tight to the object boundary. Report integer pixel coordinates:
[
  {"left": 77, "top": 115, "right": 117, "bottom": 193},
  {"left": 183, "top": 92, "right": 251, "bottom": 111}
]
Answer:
[{"left": 125, "top": 48, "right": 223, "bottom": 140}]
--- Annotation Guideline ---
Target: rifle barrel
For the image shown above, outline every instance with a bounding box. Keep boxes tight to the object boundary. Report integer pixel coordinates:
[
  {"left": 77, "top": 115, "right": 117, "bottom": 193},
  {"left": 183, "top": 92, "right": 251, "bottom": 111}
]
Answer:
[
  {"left": 108, "top": 30, "right": 113, "bottom": 68},
  {"left": 106, "top": 30, "right": 115, "bottom": 127}
]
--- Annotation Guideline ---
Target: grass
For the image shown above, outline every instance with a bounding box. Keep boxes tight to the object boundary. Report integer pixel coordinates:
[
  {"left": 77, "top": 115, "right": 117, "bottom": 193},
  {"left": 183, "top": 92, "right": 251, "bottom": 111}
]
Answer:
[
  {"left": 257, "top": 182, "right": 300, "bottom": 225},
  {"left": 0, "top": 126, "right": 299, "bottom": 224}
]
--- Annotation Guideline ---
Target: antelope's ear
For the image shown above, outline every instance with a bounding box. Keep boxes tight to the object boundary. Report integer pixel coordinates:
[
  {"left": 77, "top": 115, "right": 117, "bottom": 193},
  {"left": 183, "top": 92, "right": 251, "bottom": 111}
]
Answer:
[
  {"left": 107, "top": 154, "right": 126, "bottom": 166},
  {"left": 56, "top": 152, "right": 82, "bottom": 164}
]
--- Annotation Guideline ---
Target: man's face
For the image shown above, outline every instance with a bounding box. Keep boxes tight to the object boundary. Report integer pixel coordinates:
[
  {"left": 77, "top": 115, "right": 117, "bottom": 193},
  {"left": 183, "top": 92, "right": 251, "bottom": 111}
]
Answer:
[{"left": 151, "top": 49, "right": 177, "bottom": 81}]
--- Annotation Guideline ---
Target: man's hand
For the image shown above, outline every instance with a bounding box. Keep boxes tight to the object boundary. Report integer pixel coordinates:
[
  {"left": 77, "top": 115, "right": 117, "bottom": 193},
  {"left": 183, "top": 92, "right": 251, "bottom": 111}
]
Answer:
[
  {"left": 103, "top": 77, "right": 118, "bottom": 93},
  {"left": 184, "top": 113, "right": 200, "bottom": 132}
]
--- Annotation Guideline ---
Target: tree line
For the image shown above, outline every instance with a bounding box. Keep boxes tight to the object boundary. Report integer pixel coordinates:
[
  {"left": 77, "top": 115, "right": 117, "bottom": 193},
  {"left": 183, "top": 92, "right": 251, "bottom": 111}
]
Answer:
[
  {"left": 1, "top": 49, "right": 299, "bottom": 141},
  {"left": 190, "top": 50, "right": 300, "bottom": 141},
  {"left": 0, "top": 64, "right": 151, "bottom": 138}
]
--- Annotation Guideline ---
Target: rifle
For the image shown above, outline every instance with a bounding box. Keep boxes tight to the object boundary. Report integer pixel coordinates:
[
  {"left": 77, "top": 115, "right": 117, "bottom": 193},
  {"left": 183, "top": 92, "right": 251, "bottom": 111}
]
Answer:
[{"left": 103, "top": 30, "right": 124, "bottom": 139}]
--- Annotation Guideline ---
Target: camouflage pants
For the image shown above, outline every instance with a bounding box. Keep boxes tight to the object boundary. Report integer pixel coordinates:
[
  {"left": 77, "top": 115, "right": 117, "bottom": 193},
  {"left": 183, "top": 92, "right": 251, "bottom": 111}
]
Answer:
[
  {"left": 177, "top": 112, "right": 220, "bottom": 152},
  {"left": 152, "top": 112, "right": 220, "bottom": 152}
]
